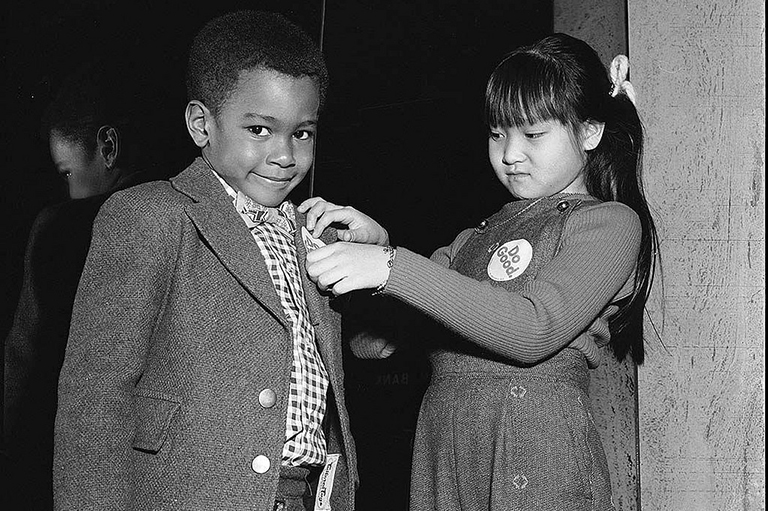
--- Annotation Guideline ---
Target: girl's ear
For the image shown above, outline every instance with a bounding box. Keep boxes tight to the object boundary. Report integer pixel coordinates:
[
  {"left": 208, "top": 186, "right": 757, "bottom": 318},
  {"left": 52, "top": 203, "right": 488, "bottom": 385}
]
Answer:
[
  {"left": 185, "top": 100, "right": 213, "bottom": 148},
  {"left": 582, "top": 121, "right": 605, "bottom": 151}
]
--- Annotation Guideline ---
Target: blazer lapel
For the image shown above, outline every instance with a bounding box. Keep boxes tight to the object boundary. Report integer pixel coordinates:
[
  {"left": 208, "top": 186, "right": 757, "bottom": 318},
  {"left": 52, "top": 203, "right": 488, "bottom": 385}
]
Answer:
[{"left": 172, "top": 159, "right": 288, "bottom": 328}]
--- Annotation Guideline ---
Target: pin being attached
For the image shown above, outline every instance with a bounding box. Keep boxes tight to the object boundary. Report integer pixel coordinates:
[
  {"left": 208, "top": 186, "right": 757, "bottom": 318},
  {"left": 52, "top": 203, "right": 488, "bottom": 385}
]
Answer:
[{"left": 301, "top": 226, "right": 326, "bottom": 253}]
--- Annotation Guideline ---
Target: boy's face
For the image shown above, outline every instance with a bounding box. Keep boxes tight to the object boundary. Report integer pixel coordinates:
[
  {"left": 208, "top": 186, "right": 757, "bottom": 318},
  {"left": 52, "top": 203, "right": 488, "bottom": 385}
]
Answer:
[{"left": 203, "top": 68, "right": 320, "bottom": 207}]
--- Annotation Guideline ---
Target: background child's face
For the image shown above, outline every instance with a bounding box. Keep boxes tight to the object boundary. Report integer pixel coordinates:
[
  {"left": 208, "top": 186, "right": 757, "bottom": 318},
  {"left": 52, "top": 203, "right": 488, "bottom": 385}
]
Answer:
[
  {"left": 49, "top": 130, "right": 112, "bottom": 199},
  {"left": 488, "top": 120, "right": 589, "bottom": 199},
  {"left": 204, "top": 68, "right": 319, "bottom": 207}
]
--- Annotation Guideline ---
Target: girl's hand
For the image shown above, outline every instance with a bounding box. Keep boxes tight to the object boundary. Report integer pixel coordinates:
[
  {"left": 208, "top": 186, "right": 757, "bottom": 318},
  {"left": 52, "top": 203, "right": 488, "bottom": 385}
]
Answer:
[
  {"left": 297, "top": 197, "right": 389, "bottom": 246},
  {"left": 306, "top": 242, "right": 393, "bottom": 295}
]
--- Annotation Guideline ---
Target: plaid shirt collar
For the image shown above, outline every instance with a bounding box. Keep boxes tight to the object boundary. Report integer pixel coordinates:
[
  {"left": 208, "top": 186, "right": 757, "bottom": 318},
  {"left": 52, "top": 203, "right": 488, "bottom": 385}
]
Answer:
[{"left": 209, "top": 168, "right": 296, "bottom": 235}]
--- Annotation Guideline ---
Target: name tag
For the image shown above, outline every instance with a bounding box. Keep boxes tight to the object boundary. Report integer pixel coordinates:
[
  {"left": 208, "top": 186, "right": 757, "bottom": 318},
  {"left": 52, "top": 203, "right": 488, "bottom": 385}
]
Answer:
[
  {"left": 314, "top": 453, "right": 340, "bottom": 511},
  {"left": 302, "top": 226, "right": 326, "bottom": 253}
]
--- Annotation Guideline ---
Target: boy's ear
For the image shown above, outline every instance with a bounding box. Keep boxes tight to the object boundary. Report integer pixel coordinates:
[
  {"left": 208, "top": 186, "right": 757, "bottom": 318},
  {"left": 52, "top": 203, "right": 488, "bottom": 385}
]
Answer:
[
  {"left": 96, "top": 125, "right": 120, "bottom": 169},
  {"left": 582, "top": 121, "right": 605, "bottom": 151},
  {"left": 185, "top": 100, "right": 213, "bottom": 148}
]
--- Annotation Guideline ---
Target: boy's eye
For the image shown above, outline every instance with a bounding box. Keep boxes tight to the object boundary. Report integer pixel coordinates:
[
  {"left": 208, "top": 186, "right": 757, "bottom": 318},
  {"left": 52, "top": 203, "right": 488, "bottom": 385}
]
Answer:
[
  {"left": 489, "top": 131, "right": 503, "bottom": 140},
  {"left": 294, "top": 130, "right": 315, "bottom": 141},
  {"left": 248, "top": 126, "right": 270, "bottom": 136},
  {"left": 525, "top": 132, "right": 545, "bottom": 139},
  {"left": 59, "top": 171, "right": 71, "bottom": 180}
]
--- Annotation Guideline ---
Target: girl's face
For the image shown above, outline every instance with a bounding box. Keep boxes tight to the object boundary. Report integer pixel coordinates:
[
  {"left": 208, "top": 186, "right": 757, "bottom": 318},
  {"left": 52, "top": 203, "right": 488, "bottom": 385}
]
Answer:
[{"left": 488, "top": 120, "right": 599, "bottom": 199}]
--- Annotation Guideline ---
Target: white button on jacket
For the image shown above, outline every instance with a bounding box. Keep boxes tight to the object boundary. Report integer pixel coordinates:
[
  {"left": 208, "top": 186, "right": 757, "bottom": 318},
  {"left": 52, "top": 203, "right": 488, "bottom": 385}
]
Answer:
[
  {"left": 258, "top": 389, "right": 277, "bottom": 408},
  {"left": 251, "top": 455, "right": 271, "bottom": 474}
]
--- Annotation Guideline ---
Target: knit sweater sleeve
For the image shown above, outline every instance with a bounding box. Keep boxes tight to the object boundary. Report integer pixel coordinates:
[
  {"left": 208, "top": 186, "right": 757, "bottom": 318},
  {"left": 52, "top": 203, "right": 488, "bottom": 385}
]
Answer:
[{"left": 383, "top": 202, "right": 641, "bottom": 364}]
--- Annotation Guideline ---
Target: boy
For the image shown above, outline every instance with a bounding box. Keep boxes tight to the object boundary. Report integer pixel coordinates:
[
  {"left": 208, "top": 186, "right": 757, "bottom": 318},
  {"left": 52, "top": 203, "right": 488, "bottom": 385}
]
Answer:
[{"left": 53, "top": 11, "right": 384, "bottom": 510}]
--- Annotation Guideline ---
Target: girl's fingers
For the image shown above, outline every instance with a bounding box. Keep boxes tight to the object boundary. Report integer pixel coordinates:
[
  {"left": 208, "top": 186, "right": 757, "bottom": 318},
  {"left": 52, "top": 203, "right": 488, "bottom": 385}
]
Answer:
[
  {"left": 312, "top": 207, "right": 383, "bottom": 242},
  {"left": 316, "top": 268, "right": 346, "bottom": 292},
  {"left": 297, "top": 196, "right": 326, "bottom": 212},
  {"left": 312, "top": 208, "right": 354, "bottom": 237},
  {"left": 307, "top": 200, "right": 344, "bottom": 234}
]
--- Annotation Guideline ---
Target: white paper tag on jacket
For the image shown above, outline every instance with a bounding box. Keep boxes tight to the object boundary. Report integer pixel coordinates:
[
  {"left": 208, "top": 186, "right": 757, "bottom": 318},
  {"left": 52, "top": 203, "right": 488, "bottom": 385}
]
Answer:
[
  {"left": 302, "top": 226, "right": 326, "bottom": 253},
  {"left": 314, "top": 453, "right": 340, "bottom": 511},
  {"left": 487, "top": 239, "right": 533, "bottom": 281}
]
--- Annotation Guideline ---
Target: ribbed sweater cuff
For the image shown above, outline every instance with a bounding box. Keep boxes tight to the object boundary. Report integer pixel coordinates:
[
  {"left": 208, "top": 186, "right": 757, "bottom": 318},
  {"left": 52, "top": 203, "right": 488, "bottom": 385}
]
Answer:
[{"left": 384, "top": 247, "right": 449, "bottom": 314}]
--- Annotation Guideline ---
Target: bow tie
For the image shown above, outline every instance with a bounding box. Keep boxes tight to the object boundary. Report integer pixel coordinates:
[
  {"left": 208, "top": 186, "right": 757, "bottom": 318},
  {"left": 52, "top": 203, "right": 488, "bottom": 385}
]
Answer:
[{"left": 235, "top": 192, "right": 296, "bottom": 234}]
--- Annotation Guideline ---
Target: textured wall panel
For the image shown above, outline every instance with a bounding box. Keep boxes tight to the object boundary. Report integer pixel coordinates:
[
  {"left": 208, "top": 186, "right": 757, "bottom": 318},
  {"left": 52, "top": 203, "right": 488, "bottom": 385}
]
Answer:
[{"left": 629, "top": 1, "right": 765, "bottom": 509}]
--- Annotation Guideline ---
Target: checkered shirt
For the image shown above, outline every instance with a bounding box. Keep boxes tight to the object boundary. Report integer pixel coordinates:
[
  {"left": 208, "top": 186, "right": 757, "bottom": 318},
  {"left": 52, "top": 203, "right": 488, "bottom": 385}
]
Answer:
[{"left": 211, "top": 171, "right": 330, "bottom": 467}]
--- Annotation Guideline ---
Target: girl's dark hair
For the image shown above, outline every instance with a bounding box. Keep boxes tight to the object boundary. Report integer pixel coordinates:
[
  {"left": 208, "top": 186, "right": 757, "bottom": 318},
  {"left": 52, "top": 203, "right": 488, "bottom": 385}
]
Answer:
[
  {"left": 186, "top": 10, "right": 329, "bottom": 117},
  {"left": 484, "top": 33, "right": 660, "bottom": 364}
]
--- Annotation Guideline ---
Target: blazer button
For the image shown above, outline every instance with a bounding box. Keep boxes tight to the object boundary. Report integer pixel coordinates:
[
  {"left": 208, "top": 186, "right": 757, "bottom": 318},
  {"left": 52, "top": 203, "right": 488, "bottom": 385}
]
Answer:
[
  {"left": 251, "top": 455, "right": 271, "bottom": 474},
  {"left": 259, "top": 388, "right": 277, "bottom": 408}
]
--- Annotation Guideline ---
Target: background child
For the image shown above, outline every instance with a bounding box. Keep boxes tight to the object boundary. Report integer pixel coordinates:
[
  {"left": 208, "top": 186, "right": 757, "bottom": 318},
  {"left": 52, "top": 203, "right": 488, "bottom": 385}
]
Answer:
[
  {"left": 303, "top": 33, "right": 659, "bottom": 510},
  {"left": 3, "top": 57, "right": 169, "bottom": 511},
  {"left": 53, "top": 11, "right": 386, "bottom": 511}
]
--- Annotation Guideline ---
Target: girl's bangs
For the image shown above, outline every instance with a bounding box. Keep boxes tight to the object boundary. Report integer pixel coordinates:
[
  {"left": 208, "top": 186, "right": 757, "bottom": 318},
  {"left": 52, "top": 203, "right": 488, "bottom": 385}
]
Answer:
[{"left": 486, "top": 57, "right": 572, "bottom": 128}]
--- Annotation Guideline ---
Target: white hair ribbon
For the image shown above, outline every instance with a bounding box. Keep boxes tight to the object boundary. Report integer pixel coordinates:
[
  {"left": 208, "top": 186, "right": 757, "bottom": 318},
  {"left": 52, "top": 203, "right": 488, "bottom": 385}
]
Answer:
[{"left": 609, "top": 54, "right": 637, "bottom": 105}]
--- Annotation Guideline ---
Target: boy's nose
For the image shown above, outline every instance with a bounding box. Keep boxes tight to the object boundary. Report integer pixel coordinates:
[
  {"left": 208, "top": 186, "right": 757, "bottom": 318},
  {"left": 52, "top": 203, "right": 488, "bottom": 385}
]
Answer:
[{"left": 267, "top": 138, "right": 296, "bottom": 168}]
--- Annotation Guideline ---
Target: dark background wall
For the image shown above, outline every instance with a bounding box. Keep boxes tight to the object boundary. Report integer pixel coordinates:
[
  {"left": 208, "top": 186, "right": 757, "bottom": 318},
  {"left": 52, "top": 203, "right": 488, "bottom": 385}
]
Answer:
[{"left": 1, "top": 2, "right": 551, "bottom": 509}]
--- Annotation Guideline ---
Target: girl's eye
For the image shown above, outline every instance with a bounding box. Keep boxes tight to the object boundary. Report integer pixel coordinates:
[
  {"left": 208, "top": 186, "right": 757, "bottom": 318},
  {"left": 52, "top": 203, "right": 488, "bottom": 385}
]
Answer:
[
  {"left": 294, "top": 130, "right": 315, "bottom": 141},
  {"left": 489, "top": 131, "right": 503, "bottom": 141},
  {"left": 60, "top": 171, "right": 71, "bottom": 180},
  {"left": 525, "top": 132, "right": 545, "bottom": 139},
  {"left": 248, "top": 126, "right": 270, "bottom": 136}
]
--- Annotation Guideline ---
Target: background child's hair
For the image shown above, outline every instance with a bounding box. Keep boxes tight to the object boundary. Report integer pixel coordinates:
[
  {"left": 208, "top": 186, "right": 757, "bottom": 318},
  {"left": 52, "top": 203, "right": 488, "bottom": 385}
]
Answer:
[
  {"left": 41, "top": 58, "right": 164, "bottom": 172},
  {"left": 186, "top": 10, "right": 329, "bottom": 118},
  {"left": 484, "top": 33, "right": 660, "bottom": 364}
]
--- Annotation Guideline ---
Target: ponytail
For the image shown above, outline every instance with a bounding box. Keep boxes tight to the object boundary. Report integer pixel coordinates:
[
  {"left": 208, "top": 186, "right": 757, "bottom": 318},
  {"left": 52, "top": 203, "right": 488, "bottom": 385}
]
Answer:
[{"left": 584, "top": 55, "right": 660, "bottom": 364}]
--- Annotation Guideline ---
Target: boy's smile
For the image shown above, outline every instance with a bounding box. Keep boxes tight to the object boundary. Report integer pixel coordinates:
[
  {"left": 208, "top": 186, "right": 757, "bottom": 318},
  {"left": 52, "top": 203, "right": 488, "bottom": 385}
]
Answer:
[{"left": 201, "top": 68, "right": 320, "bottom": 207}]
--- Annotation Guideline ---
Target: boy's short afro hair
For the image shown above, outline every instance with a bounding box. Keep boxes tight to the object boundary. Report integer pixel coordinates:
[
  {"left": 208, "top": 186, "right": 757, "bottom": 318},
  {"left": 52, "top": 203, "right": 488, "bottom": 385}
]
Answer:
[{"left": 186, "top": 10, "right": 328, "bottom": 116}]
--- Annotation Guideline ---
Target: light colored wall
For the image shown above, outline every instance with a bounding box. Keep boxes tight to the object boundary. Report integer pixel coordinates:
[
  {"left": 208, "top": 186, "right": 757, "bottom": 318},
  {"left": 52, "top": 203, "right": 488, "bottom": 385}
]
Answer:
[
  {"left": 556, "top": 1, "right": 765, "bottom": 510},
  {"left": 629, "top": 1, "right": 765, "bottom": 509},
  {"left": 554, "top": 0, "right": 627, "bottom": 64}
]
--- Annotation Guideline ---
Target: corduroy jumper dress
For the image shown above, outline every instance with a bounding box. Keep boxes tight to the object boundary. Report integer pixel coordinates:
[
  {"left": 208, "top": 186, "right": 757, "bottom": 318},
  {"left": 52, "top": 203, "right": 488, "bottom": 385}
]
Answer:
[{"left": 409, "top": 196, "right": 615, "bottom": 511}]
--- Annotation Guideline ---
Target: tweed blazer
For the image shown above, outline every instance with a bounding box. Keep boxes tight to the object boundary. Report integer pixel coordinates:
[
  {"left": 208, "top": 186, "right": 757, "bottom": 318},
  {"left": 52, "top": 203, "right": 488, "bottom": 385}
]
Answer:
[{"left": 53, "top": 158, "right": 357, "bottom": 510}]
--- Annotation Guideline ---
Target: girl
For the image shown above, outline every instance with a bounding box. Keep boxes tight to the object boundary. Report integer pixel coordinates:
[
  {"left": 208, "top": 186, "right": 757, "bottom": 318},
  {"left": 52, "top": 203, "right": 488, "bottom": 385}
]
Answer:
[{"left": 300, "top": 33, "right": 659, "bottom": 510}]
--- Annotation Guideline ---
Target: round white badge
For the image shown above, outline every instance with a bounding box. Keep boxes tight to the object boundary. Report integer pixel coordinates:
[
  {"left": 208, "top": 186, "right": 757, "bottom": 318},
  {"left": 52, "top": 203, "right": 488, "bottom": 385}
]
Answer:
[{"left": 487, "top": 239, "right": 533, "bottom": 281}]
